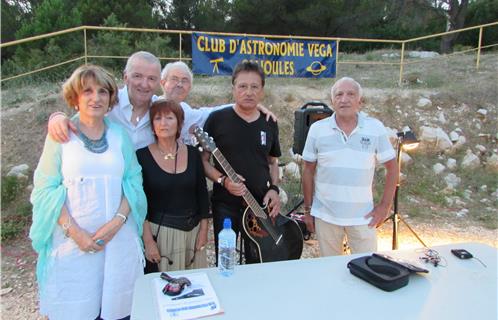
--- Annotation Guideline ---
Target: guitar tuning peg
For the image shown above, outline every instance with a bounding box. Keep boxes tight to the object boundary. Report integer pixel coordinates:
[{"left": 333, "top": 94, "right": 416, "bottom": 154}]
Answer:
[
  {"left": 209, "top": 137, "right": 214, "bottom": 142},
  {"left": 197, "top": 146, "right": 203, "bottom": 152}
]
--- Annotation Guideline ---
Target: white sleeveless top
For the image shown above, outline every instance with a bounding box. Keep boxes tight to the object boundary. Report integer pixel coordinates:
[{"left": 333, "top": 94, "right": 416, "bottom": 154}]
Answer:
[{"left": 40, "top": 128, "right": 144, "bottom": 320}]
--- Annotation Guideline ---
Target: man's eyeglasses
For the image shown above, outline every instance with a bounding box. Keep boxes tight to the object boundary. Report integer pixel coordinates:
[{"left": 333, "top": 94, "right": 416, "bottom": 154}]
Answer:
[
  {"left": 234, "top": 83, "right": 262, "bottom": 92},
  {"left": 168, "top": 77, "right": 190, "bottom": 86}
]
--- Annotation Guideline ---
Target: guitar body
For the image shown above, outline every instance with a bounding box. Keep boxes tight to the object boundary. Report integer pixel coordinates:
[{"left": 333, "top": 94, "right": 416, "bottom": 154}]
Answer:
[
  {"left": 242, "top": 207, "right": 304, "bottom": 263},
  {"left": 192, "top": 126, "right": 303, "bottom": 263}
]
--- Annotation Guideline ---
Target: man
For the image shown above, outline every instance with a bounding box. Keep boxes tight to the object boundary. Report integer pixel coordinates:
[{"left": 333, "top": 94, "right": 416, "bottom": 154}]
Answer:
[
  {"left": 301, "top": 77, "right": 397, "bottom": 256},
  {"left": 48, "top": 54, "right": 275, "bottom": 149},
  {"left": 201, "top": 61, "right": 281, "bottom": 264},
  {"left": 49, "top": 51, "right": 161, "bottom": 149}
]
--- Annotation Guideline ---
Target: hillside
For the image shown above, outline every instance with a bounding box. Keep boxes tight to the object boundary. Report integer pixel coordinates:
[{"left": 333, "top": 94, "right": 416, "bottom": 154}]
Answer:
[{"left": 2, "top": 51, "right": 497, "bottom": 228}]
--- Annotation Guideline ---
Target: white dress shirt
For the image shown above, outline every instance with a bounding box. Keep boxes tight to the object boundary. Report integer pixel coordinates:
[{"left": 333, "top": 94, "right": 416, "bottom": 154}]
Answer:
[{"left": 109, "top": 86, "right": 232, "bottom": 150}]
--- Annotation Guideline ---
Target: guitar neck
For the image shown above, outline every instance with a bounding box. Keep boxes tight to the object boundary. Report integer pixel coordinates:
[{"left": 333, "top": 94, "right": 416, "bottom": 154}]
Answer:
[{"left": 212, "top": 149, "right": 267, "bottom": 220}]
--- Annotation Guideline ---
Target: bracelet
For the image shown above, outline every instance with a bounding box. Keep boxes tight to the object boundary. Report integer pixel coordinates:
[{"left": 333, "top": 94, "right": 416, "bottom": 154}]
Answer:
[
  {"left": 269, "top": 184, "right": 280, "bottom": 194},
  {"left": 62, "top": 218, "right": 72, "bottom": 238},
  {"left": 49, "top": 111, "right": 68, "bottom": 122},
  {"left": 303, "top": 205, "right": 312, "bottom": 215},
  {"left": 115, "top": 212, "right": 127, "bottom": 223}
]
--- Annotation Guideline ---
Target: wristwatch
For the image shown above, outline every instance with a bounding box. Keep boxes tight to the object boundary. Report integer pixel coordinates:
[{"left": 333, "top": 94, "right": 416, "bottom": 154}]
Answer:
[{"left": 217, "top": 175, "right": 226, "bottom": 186}]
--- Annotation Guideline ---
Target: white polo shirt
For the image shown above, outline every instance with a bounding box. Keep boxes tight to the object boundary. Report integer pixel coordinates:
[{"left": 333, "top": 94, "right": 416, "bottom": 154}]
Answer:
[
  {"left": 302, "top": 112, "right": 395, "bottom": 226},
  {"left": 108, "top": 87, "right": 232, "bottom": 150}
]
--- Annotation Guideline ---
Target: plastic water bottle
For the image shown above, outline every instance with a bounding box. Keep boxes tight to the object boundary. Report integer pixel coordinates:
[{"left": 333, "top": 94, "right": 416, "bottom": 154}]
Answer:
[{"left": 218, "top": 218, "right": 236, "bottom": 277}]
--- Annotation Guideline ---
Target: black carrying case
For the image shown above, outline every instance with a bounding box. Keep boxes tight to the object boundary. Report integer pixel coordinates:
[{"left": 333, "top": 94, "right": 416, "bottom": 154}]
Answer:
[{"left": 347, "top": 254, "right": 428, "bottom": 292}]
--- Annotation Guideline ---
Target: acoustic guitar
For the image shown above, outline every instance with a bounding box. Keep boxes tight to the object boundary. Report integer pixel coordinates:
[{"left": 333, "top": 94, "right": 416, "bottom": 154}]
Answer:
[{"left": 193, "top": 126, "right": 303, "bottom": 263}]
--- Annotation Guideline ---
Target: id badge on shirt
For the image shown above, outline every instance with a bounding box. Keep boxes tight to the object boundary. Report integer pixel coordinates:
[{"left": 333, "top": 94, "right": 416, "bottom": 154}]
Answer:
[{"left": 260, "top": 131, "right": 267, "bottom": 146}]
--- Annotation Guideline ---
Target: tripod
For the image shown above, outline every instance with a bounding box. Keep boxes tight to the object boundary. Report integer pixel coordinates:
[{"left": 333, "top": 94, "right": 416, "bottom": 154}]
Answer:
[{"left": 390, "top": 131, "right": 428, "bottom": 250}]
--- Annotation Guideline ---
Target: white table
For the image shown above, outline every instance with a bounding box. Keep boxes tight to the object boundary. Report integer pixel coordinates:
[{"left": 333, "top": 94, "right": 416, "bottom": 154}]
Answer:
[{"left": 131, "top": 242, "right": 497, "bottom": 320}]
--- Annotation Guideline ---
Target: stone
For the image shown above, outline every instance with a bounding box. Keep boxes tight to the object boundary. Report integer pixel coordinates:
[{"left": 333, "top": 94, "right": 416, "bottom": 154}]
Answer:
[
  {"left": 417, "top": 97, "right": 432, "bottom": 108},
  {"left": 433, "top": 163, "right": 446, "bottom": 175},
  {"left": 292, "top": 153, "right": 303, "bottom": 164},
  {"left": 486, "top": 154, "right": 498, "bottom": 172},
  {"left": 437, "top": 112, "right": 447, "bottom": 124},
  {"left": 476, "top": 108, "right": 488, "bottom": 116},
  {"left": 279, "top": 188, "right": 288, "bottom": 207},
  {"left": 491, "top": 189, "right": 498, "bottom": 199},
  {"left": 445, "top": 197, "right": 454, "bottom": 205},
  {"left": 400, "top": 152, "right": 413, "bottom": 166},
  {"left": 399, "top": 172, "right": 407, "bottom": 183},
  {"left": 452, "top": 135, "right": 467, "bottom": 151},
  {"left": 461, "top": 150, "right": 480, "bottom": 169},
  {"left": 476, "top": 144, "right": 487, "bottom": 154},
  {"left": 456, "top": 208, "right": 469, "bottom": 217},
  {"left": 447, "top": 158, "right": 457, "bottom": 170},
  {"left": 480, "top": 185, "right": 488, "bottom": 192},
  {"left": 408, "top": 51, "right": 440, "bottom": 59},
  {"left": 419, "top": 126, "right": 452, "bottom": 151},
  {"left": 6, "top": 164, "right": 29, "bottom": 178},
  {"left": 454, "top": 197, "right": 466, "bottom": 206},
  {"left": 0, "top": 288, "right": 13, "bottom": 295},
  {"left": 463, "top": 190, "right": 472, "bottom": 200},
  {"left": 407, "top": 196, "right": 420, "bottom": 204},
  {"left": 449, "top": 131, "right": 460, "bottom": 142},
  {"left": 283, "top": 162, "right": 301, "bottom": 180},
  {"left": 288, "top": 148, "right": 295, "bottom": 158},
  {"left": 444, "top": 173, "right": 461, "bottom": 189}
]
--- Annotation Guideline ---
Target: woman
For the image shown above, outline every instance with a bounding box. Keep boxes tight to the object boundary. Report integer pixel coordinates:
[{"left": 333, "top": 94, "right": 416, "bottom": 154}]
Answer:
[
  {"left": 30, "top": 64, "right": 147, "bottom": 320},
  {"left": 137, "top": 99, "right": 209, "bottom": 272}
]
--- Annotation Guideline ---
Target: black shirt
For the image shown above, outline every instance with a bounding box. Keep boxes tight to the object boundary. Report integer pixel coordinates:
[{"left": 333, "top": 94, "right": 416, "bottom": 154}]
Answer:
[
  {"left": 203, "top": 107, "right": 281, "bottom": 206},
  {"left": 136, "top": 145, "right": 209, "bottom": 230}
]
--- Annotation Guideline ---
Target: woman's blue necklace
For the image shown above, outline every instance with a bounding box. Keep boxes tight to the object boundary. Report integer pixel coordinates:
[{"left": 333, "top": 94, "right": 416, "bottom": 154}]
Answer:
[{"left": 76, "top": 120, "right": 108, "bottom": 154}]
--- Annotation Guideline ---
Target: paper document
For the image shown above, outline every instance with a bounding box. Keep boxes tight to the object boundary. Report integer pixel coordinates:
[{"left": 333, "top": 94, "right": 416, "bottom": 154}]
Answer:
[{"left": 154, "top": 272, "right": 223, "bottom": 320}]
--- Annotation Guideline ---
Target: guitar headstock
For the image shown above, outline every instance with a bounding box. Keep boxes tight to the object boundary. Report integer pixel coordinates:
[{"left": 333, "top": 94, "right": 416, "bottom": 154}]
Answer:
[{"left": 192, "top": 126, "right": 217, "bottom": 152}]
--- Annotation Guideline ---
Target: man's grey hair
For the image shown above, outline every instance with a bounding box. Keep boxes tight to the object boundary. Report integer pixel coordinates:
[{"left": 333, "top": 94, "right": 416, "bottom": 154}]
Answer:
[
  {"left": 124, "top": 51, "right": 161, "bottom": 75},
  {"left": 161, "top": 61, "right": 193, "bottom": 85},
  {"left": 331, "top": 77, "right": 363, "bottom": 98}
]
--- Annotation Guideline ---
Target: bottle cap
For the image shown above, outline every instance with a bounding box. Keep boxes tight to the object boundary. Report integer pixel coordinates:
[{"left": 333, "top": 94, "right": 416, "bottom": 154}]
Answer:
[{"left": 223, "top": 218, "right": 232, "bottom": 229}]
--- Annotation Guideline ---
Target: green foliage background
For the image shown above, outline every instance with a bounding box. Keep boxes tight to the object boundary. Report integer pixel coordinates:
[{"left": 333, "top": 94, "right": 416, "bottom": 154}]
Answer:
[{"left": 1, "top": 0, "right": 497, "bottom": 83}]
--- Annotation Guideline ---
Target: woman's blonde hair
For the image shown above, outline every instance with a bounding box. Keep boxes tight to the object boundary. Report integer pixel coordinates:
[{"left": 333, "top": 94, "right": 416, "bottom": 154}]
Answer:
[{"left": 62, "top": 64, "right": 118, "bottom": 110}]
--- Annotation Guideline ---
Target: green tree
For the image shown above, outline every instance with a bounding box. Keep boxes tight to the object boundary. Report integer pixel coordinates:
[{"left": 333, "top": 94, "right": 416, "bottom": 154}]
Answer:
[
  {"left": 76, "top": 0, "right": 160, "bottom": 28},
  {"left": 15, "top": 0, "right": 82, "bottom": 39},
  {"left": 459, "top": 0, "right": 498, "bottom": 48},
  {"left": 87, "top": 14, "right": 175, "bottom": 73}
]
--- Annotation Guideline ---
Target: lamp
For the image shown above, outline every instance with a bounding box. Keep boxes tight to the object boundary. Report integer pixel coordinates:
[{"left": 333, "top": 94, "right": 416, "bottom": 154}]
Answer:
[{"left": 391, "top": 130, "right": 427, "bottom": 250}]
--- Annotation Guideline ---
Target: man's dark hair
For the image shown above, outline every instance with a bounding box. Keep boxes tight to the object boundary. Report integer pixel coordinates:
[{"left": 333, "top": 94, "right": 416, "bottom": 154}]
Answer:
[{"left": 231, "top": 61, "right": 265, "bottom": 87}]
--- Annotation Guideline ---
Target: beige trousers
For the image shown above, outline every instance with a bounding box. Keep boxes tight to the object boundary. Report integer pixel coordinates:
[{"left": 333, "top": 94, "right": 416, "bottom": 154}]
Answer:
[
  {"left": 315, "top": 218, "right": 377, "bottom": 256},
  {"left": 150, "top": 222, "right": 207, "bottom": 272}
]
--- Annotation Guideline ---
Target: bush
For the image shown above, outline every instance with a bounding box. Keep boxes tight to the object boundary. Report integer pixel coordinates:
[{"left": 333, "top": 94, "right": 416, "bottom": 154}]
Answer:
[{"left": 1, "top": 176, "right": 24, "bottom": 206}]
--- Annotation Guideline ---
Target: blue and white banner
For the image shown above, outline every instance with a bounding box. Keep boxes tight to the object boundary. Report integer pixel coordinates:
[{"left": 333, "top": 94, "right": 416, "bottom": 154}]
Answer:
[{"left": 192, "top": 32, "right": 336, "bottom": 78}]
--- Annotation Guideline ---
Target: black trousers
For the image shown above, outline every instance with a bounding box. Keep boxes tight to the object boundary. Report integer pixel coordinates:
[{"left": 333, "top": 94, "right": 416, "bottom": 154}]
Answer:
[{"left": 212, "top": 201, "right": 259, "bottom": 264}]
